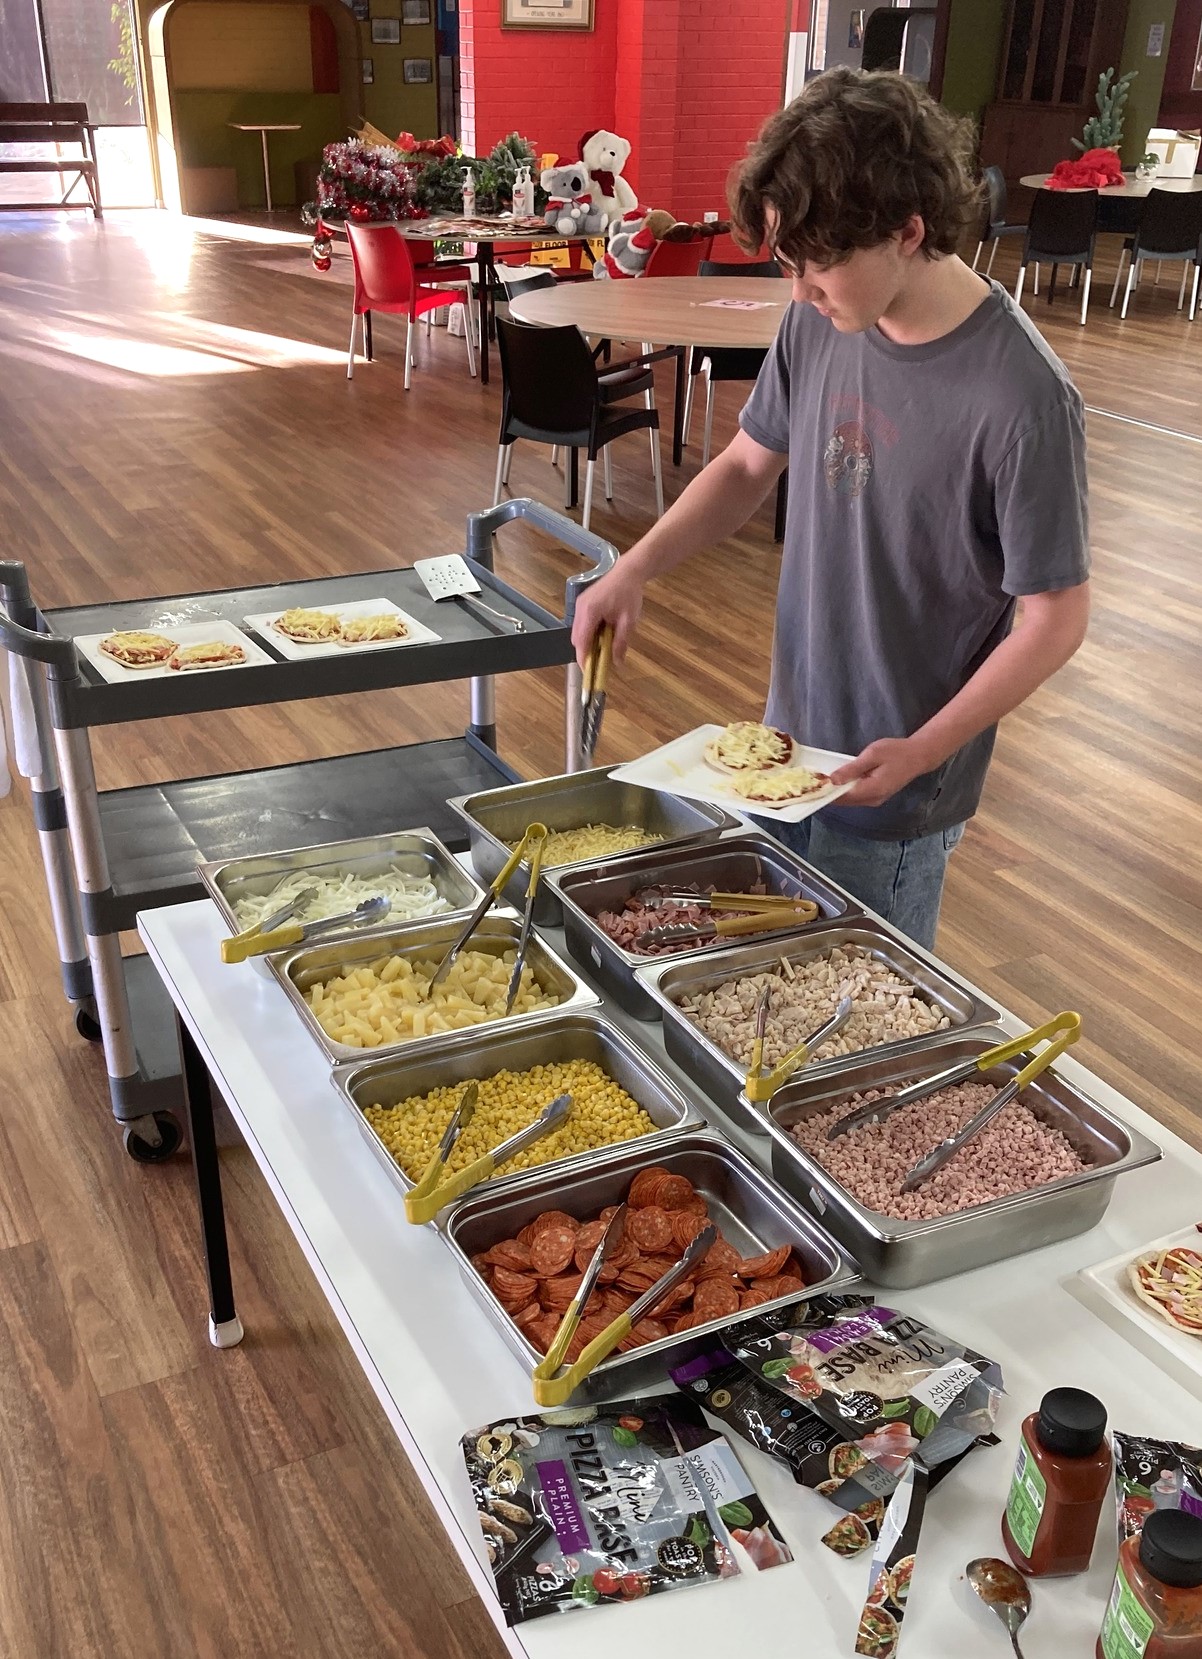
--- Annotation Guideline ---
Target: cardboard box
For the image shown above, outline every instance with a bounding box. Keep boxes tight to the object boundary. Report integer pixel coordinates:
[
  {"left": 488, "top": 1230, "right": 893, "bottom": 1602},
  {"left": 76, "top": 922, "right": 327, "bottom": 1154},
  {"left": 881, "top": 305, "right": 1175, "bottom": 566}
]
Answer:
[{"left": 1146, "top": 128, "right": 1201, "bottom": 179}]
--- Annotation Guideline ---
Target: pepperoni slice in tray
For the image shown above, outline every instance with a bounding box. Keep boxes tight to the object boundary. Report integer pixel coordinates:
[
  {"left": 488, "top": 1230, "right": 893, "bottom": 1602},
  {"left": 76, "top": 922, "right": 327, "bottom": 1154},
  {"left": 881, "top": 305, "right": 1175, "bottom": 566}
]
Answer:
[
  {"left": 627, "top": 1167, "right": 672, "bottom": 1208},
  {"left": 530, "top": 1224, "right": 577, "bottom": 1277},
  {"left": 485, "top": 1240, "right": 534, "bottom": 1273},
  {"left": 626, "top": 1206, "right": 673, "bottom": 1252},
  {"left": 512, "top": 1300, "right": 543, "bottom": 1330},
  {"left": 695, "top": 1239, "right": 740, "bottom": 1279},
  {"left": 736, "top": 1245, "right": 793, "bottom": 1280},
  {"left": 656, "top": 1174, "right": 696, "bottom": 1213},
  {"left": 672, "top": 1210, "right": 710, "bottom": 1250},
  {"left": 530, "top": 1210, "right": 579, "bottom": 1238},
  {"left": 617, "top": 1317, "right": 670, "bottom": 1352},
  {"left": 492, "top": 1267, "right": 539, "bottom": 1303},
  {"left": 694, "top": 1277, "right": 741, "bottom": 1320}
]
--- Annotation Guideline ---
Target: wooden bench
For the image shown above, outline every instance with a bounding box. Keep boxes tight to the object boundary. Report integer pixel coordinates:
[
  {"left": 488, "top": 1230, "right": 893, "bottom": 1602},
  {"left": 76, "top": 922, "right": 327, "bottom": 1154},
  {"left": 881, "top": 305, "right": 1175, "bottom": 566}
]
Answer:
[{"left": 0, "top": 102, "right": 102, "bottom": 216}]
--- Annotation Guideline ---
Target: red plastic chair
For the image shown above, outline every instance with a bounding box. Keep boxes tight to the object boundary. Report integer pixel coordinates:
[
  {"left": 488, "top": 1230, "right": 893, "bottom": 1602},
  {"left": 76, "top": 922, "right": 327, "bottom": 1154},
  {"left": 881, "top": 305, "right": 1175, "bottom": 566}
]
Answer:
[{"left": 344, "top": 222, "right": 477, "bottom": 389}]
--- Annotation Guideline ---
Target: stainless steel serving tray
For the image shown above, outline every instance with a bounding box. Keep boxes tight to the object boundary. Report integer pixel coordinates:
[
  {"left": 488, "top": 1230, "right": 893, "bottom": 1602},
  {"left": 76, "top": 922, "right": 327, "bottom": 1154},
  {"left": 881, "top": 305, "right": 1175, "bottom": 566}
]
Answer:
[
  {"left": 199, "top": 825, "right": 485, "bottom": 938},
  {"left": 634, "top": 919, "right": 1002, "bottom": 1135},
  {"left": 758, "top": 1030, "right": 1162, "bottom": 1287},
  {"left": 268, "top": 912, "right": 599, "bottom": 1067},
  {"left": 332, "top": 1010, "right": 704, "bottom": 1215},
  {"left": 548, "top": 832, "right": 860, "bottom": 1021},
  {"left": 443, "top": 1133, "right": 859, "bottom": 1399},
  {"left": 447, "top": 765, "right": 739, "bottom": 928}
]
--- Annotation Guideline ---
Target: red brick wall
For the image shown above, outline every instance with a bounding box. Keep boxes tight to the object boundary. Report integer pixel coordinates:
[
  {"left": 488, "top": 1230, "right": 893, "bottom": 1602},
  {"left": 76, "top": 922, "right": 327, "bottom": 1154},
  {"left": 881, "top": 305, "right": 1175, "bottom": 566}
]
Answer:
[
  {"left": 459, "top": 0, "right": 787, "bottom": 216},
  {"left": 458, "top": 1, "right": 617, "bottom": 161}
]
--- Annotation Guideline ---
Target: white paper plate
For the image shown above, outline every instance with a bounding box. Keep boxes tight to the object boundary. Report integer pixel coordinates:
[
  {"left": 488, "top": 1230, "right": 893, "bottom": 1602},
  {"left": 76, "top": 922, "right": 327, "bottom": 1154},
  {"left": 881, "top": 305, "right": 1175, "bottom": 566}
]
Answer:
[
  {"left": 242, "top": 597, "right": 440, "bottom": 660},
  {"left": 1068, "top": 1222, "right": 1202, "bottom": 1397},
  {"left": 73, "top": 619, "right": 273, "bottom": 684},
  {"left": 609, "top": 724, "right": 855, "bottom": 823}
]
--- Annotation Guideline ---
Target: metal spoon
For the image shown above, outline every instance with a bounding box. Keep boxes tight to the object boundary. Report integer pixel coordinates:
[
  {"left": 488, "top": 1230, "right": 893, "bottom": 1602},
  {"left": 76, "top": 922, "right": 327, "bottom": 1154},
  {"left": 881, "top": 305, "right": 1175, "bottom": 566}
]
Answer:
[{"left": 967, "top": 1557, "right": 1031, "bottom": 1657}]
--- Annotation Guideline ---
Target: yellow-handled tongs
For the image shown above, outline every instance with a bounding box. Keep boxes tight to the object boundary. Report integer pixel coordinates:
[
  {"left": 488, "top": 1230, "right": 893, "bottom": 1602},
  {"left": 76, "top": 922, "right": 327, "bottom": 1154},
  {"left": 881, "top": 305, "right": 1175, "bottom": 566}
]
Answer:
[
  {"left": 817, "top": 1012, "right": 1081, "bottom": 1193},
  {"left": 580, "top": 623, "right": 613, "bottom": 761},
  {"left": 427, "top": 821, "right": 549, "bottom": 994},
  {"left": 532, "top": 1210, "right": 716, "bottom": 1406},
  {"left": 743, "top": 987, "right": 854, "bottom": 1104},
  {"left": 220, "top": 891, "right": 389, "bottom": 964},
  {"left": 403, "top": 1082, "right": 572, "bottom": 1224}
]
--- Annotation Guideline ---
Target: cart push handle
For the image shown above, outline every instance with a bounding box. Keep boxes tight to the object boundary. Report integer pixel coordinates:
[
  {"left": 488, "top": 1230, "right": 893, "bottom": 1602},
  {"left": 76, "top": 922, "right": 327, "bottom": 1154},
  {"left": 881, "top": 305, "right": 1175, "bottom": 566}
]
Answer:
[
  {"left": 0, "top": 562, "right": 77, "bottom": 671},
  {"left": 464, "top": 499, "right": 618, "bottom": 626}
]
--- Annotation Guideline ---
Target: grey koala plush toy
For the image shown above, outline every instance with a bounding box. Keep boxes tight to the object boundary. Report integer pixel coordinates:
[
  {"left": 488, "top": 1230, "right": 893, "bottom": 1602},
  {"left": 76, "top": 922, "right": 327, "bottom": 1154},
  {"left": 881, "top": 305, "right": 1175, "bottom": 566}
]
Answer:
[{"left": 539, "top": 163, "right": 606, "bottom": 237}]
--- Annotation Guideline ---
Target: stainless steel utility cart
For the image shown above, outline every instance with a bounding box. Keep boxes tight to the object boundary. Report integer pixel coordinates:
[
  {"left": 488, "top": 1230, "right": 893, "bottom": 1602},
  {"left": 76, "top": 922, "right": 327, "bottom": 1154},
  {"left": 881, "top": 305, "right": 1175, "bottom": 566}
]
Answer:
[{"left": 0, "top": 499, "right": 614, "bottom": 1160}]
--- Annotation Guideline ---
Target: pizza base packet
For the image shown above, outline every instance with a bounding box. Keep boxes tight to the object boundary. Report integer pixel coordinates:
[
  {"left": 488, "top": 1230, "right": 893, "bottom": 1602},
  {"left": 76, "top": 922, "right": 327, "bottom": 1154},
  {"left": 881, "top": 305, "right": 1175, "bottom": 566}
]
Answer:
[
  {"left": 1114, "top": 1432, "right": 1202, "bottom": 1540},
  {"left": 854, "top": 1458, "right": 928, "bottom": 1658},
  {"left": 461, "top": 1395, "right": 792, "bottom": 1625}
]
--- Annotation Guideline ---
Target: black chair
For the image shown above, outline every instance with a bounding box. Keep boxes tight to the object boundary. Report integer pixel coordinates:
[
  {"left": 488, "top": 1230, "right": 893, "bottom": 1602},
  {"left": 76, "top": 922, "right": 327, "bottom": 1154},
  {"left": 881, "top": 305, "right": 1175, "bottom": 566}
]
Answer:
[
  {"left": 1110, "top": 188, "right": 1202, "bottom": 321},
  {"left": 683, "top": 258, "right": 781, "bottom": 464},
  {"left": 494, "top": 318, "right": 665, "bottom": 530},
  {"left": 972, "top": 166, "right": 1025, "bottom": 278},
  {"left": 1014, "top": 190, "right": 1098, "bottom": 326}
]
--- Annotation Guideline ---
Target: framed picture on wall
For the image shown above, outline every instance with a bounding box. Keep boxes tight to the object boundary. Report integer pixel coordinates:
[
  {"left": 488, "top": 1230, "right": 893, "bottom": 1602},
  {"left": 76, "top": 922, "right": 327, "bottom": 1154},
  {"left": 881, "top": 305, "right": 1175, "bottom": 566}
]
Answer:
[
  {"left": 401, "top": 0, "right": 431, "bottom": 21},
  {"left": 403, "top": 56, "right": 433, "bottom": 81},
  {"left": 371, "top": 17, "right": 400, "bottom": 41},
  {"left": 502, "top": 0, "right": 594, "bottom": 29},
  {"left": 361, "top": 55, "right": 374, "bottom": 82},
  {"left": 351, "top": 0, "right": 369, "bottom": 18}
]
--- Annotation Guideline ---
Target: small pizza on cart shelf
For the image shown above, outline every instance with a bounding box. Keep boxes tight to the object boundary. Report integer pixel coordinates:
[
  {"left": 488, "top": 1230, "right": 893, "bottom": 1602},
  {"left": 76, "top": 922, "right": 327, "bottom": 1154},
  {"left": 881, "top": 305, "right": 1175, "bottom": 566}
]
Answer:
[
  {"left": 1126, "top": 1239, "right": 1202, "bottom": 1337},
  {"left": 703, "top": 720, "right": 795, "bottom": 773},
  {"left": 167, "top": 640, "right": 247, "bottom": 671},
  {"left": 729, "top": 764, "right": 833, "bottom": 805},
  {"left": 98, "top": 631, "right": 178, "bottom": 669},
  {"left": 272, "top": 607, "right": 343, "bottom": 643},
  {"left": 339, "top": 613, "right": 410, "bottom": 646}
]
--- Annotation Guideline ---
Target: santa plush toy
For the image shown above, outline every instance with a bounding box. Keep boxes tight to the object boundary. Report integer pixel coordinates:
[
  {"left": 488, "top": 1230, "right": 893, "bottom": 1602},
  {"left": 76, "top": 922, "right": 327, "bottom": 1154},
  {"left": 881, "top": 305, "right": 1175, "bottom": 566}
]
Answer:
[
  {"left": 579, "top": 130, "right": 638, "bottom": 225},
  {"left": 593, "top": 207, "right": 676, "bottom": 279}
]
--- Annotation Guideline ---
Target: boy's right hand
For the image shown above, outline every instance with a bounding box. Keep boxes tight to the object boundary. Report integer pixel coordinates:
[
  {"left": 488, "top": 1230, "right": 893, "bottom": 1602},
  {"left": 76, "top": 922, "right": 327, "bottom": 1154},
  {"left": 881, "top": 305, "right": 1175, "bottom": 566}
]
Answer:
[{"left": 572, "top": 561, "right": 645, "bottom": 668}]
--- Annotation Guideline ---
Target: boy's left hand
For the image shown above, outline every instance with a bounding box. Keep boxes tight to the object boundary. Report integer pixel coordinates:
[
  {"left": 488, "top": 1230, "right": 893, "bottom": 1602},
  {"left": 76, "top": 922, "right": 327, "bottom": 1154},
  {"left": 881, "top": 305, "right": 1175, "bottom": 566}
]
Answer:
[{"left": 830, "top": 737, "right": 933, "bottom": 808}]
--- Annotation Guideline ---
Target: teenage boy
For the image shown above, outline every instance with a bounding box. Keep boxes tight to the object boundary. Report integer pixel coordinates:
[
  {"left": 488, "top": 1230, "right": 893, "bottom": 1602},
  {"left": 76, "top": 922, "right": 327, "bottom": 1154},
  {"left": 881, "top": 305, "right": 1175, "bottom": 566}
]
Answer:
[{"left": 571, "top": 68, "right": 1090, "bottom": 949}]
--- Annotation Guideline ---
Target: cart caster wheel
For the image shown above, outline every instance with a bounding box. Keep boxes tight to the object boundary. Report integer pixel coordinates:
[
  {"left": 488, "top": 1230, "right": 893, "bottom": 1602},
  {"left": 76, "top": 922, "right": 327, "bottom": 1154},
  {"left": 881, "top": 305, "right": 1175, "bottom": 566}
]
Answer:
[
  {"left": 75, "top": 1003, "right": 103, "bottom": 1043},
  {"left": 123, "top": 1112, "right": 183, "bottom": 1163}
]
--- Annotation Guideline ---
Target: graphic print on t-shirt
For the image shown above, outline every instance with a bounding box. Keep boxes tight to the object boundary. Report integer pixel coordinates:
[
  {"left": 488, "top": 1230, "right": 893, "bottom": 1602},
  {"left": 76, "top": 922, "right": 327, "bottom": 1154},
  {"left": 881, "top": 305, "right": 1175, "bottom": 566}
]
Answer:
[{"left": 823, "top": 420, "right": 874, "bottom": 497}]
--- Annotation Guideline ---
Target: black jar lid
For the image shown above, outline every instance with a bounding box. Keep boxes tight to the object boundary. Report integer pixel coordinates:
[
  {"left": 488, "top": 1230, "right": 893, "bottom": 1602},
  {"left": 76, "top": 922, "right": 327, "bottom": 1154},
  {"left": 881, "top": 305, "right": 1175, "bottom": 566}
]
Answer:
[
  {"left": 1140, "top": 1509, "right": 1202, "bottom": 1589},
  {"left": 1035, "top": 1388, "right": 1107, "bottom": 1457}
]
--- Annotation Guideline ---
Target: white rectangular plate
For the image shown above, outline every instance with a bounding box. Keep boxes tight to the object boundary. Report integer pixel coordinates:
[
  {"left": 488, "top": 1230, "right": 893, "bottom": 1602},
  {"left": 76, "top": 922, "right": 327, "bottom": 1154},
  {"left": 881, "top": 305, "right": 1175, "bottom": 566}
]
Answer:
[
  {"left": 1068, "top": 1222, "right": 1202, "bottom": 1397},
  {"left": 73, "top": 619, "right": 273, "bottom": 684},
  {"left": 243, "top": 597, "right": 440, "bottom": 660},
  {"left": 609, "top": 724, "right": 855, "bottom": 822}
]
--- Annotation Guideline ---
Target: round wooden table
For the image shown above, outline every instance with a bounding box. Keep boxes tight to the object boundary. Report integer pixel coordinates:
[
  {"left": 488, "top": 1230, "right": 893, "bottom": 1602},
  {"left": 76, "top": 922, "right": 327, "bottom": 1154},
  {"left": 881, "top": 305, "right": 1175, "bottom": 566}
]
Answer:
[
  {"left": 509, "top": 276, "right": 793, "bottom": 463},
  {"left": 1020, "top": 171, "right": 1202, "bottom": 195}
]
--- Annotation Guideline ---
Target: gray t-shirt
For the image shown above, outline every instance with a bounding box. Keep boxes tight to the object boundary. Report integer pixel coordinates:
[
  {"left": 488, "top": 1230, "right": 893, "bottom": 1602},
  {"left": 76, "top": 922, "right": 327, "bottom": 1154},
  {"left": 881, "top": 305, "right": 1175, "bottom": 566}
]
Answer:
[{"left": 739, "top": 279, "right": 1089, "bottom": 840}]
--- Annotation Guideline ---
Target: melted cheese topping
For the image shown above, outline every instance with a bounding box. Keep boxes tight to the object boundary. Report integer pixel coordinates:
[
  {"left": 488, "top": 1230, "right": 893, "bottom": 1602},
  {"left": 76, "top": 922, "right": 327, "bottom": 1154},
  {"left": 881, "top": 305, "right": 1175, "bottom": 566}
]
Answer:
[
  {"left": 729, "top": 766, "right": 829, "bottom": 802},
  {"left": 708, "top": 721, "right": 792, "bottom": 769},
  {"left": 169, "top": 641, "right": 246, "bottom": 669},
  {"left": 275, "top": 607, "right": 343, "bottom": 641},
  {"left": 341, "top": 613, "right": 409, "bottom": 643},
  {"left": 99, "top": 631, "right": 177, "bottom": 663}
]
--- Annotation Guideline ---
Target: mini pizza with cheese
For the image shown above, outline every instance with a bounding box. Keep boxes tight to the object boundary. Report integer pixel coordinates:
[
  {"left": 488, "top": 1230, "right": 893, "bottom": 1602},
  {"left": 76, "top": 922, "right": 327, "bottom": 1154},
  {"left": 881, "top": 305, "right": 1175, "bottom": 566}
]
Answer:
[
  {"left": 339, "top": 613, "right": 410, "bottom": 645},
  {"left": 98, "top": 631, "right": 179, "bottom": 669},
  {"left": 167, "top": 641, "right": 247, "bottom": 671},
  {"left": 729, "top": 765, "right": 832, "bottom": 805},
  {"left": 272, "top": 607, "right": 343, "bottom": 643},
  {"left": 703, "top": 721, "right": 795, "bottom": 773},
  {"left": 1127, "top": 1241, "right": 1202, "bottom": 1337}
]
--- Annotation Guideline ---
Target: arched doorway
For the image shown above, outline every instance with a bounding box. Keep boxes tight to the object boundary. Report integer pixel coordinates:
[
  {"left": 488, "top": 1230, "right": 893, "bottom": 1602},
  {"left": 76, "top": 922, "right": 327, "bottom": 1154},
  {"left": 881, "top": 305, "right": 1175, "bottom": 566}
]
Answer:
[{"left": 145, "top": 0, "right": 361, "bottom": 212}]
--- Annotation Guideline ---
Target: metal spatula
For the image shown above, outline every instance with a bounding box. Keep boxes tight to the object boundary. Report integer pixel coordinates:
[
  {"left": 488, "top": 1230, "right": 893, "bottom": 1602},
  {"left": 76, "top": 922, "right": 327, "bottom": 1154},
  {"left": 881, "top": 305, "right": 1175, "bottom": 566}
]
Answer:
[{"left": 412, "top": 556, "right": 526, "bottom": 634}]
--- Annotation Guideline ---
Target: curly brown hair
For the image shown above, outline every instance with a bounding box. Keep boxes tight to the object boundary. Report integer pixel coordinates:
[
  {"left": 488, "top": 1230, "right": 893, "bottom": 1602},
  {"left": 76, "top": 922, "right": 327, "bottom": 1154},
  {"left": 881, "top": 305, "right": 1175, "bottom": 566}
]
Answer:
[{"left": 730, "top": 69, "right": 982, "bottom": 272}]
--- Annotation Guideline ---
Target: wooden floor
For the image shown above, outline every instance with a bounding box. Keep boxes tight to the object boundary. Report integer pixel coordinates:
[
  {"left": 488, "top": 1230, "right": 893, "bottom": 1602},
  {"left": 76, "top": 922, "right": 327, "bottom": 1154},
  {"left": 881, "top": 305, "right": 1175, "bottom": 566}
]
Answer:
[{"left": 0, "top": 210, "right": 1200, "bottom": 1658}]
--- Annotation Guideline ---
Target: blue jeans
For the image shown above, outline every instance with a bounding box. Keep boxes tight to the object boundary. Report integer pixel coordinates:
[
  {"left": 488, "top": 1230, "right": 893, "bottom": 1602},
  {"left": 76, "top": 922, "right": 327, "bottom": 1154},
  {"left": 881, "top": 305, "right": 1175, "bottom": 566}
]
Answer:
[{"left": 759, "top": 815, "right": 966, "bottom": 950}]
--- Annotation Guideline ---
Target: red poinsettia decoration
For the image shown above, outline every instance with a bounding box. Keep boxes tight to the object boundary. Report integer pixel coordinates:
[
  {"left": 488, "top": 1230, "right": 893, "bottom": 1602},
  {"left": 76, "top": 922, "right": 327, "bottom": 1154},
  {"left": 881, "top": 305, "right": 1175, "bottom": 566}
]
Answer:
[{"left": 1046, "top": 147, "right": 1126, "bottom": 190}]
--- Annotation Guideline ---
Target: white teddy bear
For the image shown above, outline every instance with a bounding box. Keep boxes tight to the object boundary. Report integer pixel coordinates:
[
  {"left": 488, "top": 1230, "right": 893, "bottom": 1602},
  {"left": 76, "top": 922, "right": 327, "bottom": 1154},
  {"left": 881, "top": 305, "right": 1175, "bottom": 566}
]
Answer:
[{"left": 579, "top": 130, "right": 638, "bottom": 226}]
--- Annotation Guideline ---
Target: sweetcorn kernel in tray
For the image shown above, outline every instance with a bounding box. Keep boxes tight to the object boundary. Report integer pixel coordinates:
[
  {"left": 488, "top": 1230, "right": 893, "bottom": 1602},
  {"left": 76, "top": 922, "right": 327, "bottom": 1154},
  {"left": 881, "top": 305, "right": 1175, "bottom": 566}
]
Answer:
[{"left": 365, "top": 1059, "right": 657, "bottom": 1178}]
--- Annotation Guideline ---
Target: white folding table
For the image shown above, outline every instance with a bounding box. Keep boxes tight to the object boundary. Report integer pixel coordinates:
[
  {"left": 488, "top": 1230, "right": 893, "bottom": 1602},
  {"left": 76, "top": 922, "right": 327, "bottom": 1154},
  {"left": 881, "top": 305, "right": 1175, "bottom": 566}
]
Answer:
[{"left": 138, "top": 895, "right": 1202, "bottom": 1659}]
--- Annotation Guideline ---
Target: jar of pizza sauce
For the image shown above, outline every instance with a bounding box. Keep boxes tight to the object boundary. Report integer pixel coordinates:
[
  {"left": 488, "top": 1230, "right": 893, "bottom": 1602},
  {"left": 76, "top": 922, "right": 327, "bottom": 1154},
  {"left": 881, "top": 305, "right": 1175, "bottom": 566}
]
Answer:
[
  {"left": 1097, "top": 1509, "right": 1202, "bottom": 1658},
  {"left": 1002, "top": 1388, "right": 1111, "bottom": 1576}
]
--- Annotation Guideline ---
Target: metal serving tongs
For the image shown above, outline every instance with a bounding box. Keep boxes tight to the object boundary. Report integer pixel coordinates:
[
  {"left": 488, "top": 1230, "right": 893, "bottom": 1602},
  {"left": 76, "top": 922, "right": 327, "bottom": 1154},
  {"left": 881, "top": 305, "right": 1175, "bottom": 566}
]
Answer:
[
  {"left": 503, "top": 823, "right": 549, "bottom": 1015},
  {"left": 580, "top": 623, "right": 614, "bottom": 761},
  {"left": 404, "top": 1084, "right": 572, "bottom": 1224},
  {"left": 533, "top": 1215, "right": 717, "bottom": 1406},
  {"left": 427, "top": 822, "right": 548, "bottom": 995},
  {"left": 898, "top": 1012, "right": 1082, "bottom": 1194},
  {"left": 642, "top": 904, "right": 819, "bottom": 949},
  {"left": 220, "top": 892, "right": 389, "bottom": 964},
  {"left": 826, "top": 1011, "right": 1083, "bottom": 1141},
  {"left": 639, "top": 889, "right": 820, "bottom": 918},
  {"left": 743, "top": 988, "right": 854, "bottom": 1104}
]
